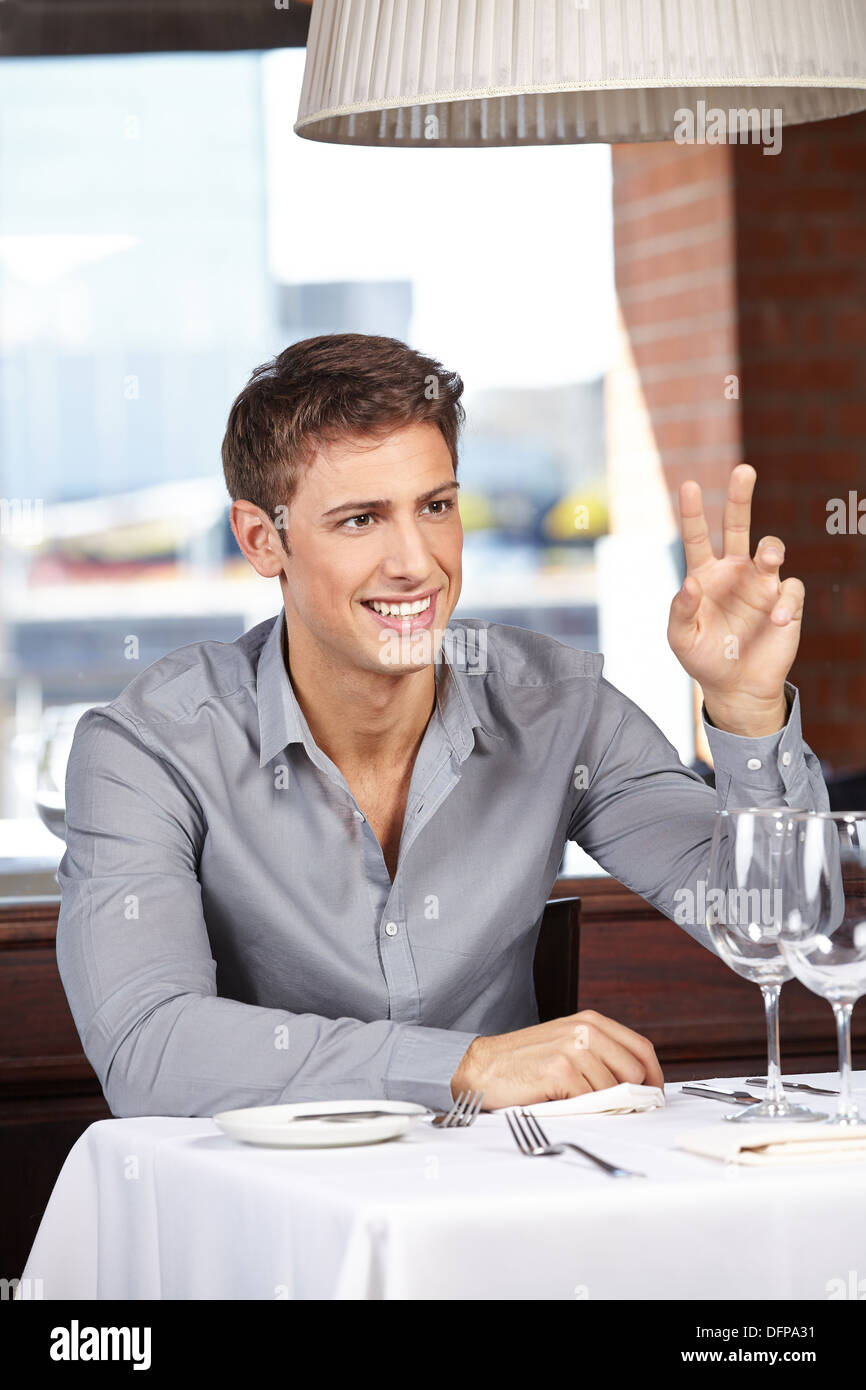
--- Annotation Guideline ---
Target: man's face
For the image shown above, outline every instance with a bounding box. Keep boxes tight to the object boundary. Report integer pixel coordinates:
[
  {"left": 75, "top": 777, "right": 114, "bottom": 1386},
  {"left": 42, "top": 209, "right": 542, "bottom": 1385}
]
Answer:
[{"left": 278, "top": 420, "right": 463, "bottom": 676}]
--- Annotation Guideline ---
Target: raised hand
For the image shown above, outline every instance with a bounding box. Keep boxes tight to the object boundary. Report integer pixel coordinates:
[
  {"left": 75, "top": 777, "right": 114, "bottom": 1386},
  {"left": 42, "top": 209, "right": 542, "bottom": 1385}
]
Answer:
[{"left": 666, "top": 464, "right": 802, "bottom": 737}]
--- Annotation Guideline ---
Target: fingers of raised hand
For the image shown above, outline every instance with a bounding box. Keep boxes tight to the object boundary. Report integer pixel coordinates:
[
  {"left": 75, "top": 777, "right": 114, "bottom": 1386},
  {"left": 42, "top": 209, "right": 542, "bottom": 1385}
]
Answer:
[
  {"left": 678, "top": 479, "right": 715, "bottom": 572},
  {"left": 722, "top": 463, "right": 757, "bottom": 558},
  {"left": 771, "top": 576, "right": 805, "bottom": 626},
  {"left": 667, "top": 575, "right": 702, "bottom": 653},
  {"left": 754, "top": 535, "right": 785, "bottom": 577}
]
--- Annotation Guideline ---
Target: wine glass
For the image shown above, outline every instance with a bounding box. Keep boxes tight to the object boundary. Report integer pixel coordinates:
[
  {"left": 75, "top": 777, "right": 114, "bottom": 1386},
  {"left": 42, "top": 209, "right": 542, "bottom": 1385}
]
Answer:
[
  {"left": 704, "top": 808, "right": 826, "bottom": 1123},
  {"left": 779, "top": 812, "right": 866, "bottom": 1126}
]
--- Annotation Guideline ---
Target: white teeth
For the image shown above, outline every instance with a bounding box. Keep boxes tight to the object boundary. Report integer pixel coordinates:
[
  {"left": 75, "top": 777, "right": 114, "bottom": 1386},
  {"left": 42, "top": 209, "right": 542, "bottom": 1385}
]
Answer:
[{"left": 369, "top": 595, "right": 432, "bottom": 617}]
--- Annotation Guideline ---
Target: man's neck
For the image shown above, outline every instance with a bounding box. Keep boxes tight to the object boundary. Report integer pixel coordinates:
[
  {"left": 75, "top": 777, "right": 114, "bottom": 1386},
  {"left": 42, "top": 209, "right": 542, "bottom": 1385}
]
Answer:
[{"left": 281, "top": 614, "right": 437, "bottom": 775}]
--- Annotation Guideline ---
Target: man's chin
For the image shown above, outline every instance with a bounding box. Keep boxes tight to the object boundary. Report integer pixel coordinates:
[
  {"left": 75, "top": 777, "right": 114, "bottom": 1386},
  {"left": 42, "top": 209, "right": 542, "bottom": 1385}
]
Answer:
[{"left": 366, "top": 625, "right": 447, "bottom": 673}]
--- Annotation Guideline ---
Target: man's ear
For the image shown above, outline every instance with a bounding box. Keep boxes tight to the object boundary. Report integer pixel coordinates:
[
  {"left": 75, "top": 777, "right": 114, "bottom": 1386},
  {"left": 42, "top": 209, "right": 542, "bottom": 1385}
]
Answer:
[{"left": 229, "top": 500, "right": 286, "bottom": 578}]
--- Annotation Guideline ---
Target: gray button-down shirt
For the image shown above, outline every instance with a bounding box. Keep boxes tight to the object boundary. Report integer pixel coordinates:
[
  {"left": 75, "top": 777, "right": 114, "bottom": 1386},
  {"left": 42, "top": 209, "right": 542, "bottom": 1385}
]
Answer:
[{"left": 56, "top": 611, "right": 830, "bottom": 1117}]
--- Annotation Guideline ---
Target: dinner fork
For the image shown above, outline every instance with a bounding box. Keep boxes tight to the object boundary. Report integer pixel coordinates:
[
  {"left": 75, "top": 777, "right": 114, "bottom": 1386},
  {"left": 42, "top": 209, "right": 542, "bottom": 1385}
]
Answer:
[
  {"left": 431, "top": 1089, "right": 485, "bottom": 1128},
  {"left": 290, "top": 1089, "right": 485, "bottom": 1128},
  {"left": 505, "top": 1108, "right": 646, "bottom": 1178}
]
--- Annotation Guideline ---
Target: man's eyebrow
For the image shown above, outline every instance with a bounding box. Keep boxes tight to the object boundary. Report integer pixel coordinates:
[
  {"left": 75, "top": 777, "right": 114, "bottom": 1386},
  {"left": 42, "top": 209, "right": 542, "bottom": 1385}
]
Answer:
[{"left": 321, "top": 479, "right": 460, "bottom": 520}]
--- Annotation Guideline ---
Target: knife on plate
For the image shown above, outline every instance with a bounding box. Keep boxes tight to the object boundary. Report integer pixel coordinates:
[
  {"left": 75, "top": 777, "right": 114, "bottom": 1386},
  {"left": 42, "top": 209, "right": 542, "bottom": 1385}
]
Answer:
[{"left": 287, "top": 1109, "right": 433, "bottom": 1123}]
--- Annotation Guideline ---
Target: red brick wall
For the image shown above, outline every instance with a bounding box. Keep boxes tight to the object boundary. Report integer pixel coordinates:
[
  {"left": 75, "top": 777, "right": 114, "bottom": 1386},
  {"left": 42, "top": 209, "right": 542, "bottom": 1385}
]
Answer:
[
  {"left": 733, "top": 113, "right": 866, "bottom": 772},
  {"left": 612, "top": 118, "right": 866, "bottom": 773},
  {"left": 611, "top": 142, "right": 740, "bottom": 539}
]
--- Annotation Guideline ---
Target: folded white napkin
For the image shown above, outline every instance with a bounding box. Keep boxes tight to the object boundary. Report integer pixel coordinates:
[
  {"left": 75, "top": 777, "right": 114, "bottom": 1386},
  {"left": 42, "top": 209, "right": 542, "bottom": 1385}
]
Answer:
[
  {"left": 678, "top": 1121, "right": 866, "bottom": 1166},
  {"left": 492, "top": 1082, "right": 665, "bottom": 1117}
]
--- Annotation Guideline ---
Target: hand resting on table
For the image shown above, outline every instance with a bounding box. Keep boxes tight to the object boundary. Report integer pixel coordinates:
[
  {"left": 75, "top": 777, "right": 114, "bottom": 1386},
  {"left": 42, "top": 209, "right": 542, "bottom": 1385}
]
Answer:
[{"left": 450, "top": 1009, "right": 664, "bottom": 1109}]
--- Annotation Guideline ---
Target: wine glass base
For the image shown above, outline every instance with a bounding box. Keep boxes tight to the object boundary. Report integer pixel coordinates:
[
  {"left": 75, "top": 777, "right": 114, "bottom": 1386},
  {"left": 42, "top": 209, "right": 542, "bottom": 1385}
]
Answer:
[
  {"left": 723, "top": 1100, "right": 827, "bottom": 1124},
  {"left": 823, "top": 1110, "right": 863, "bottom": 1127}
]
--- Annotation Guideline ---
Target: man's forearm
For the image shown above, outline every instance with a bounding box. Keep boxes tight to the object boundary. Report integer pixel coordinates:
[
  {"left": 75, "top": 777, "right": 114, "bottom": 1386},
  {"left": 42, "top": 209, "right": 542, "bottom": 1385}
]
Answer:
[{"left": 58, "top": 962, "right": 477, "bottom": 1119}]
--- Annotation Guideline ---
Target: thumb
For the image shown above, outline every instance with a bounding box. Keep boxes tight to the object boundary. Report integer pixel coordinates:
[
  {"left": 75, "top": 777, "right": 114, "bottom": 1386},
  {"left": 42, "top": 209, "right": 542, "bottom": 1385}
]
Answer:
[{"left": 667, "top": 574, "right": 702, "bottom": 647}]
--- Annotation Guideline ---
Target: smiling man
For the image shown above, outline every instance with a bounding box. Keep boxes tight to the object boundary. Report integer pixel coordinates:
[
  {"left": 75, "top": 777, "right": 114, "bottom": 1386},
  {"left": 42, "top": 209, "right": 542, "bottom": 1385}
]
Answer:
[{"left": 56, "top": 333, "right": 830, "bottom": 1117}]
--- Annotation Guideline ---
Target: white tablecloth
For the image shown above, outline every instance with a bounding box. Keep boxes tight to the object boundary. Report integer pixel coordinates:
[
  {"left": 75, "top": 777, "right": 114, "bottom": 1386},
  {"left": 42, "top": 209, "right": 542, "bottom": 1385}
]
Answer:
[{"left": 18, "top": 1072, "right": 866, "bottom": 1300}]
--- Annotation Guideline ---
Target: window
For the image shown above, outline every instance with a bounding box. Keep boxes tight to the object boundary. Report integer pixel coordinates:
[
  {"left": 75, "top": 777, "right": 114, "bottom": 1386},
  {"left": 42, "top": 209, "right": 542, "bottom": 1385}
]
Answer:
[{"left": 2, "top": 47, "right": 686, "bottom": 885}]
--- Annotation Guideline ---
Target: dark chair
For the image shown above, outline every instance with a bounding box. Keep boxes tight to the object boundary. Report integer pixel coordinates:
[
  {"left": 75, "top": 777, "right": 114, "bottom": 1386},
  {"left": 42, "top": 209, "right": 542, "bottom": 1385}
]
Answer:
[
  {"left": 532, "top": 895, "right": 580, "bottom": 1023},
  {"left": 826, "top": 768, "right": 866, "bottom": 812}
]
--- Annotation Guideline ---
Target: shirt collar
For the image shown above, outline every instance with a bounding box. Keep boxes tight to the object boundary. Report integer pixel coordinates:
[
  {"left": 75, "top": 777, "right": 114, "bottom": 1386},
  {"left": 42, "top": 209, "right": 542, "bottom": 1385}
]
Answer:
[
  {"left": 256, "top": 610, "right": 500, "bottom": 769},
  {"left": 435, "top": 628, "right": 503, "bottom": 761},
  {"left": 256, "top": 611, "right": 305, "bottom": 768}
]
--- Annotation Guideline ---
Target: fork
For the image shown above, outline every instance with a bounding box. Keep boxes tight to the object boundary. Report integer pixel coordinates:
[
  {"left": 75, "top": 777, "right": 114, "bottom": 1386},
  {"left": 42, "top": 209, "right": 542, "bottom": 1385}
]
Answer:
[
  {"left": 429, "top": 1089, "right": 485, "bottom": 1128},
  {"left": 505, "top": 1108, "right": 646, "bottom": 1178},
  {"left": 289, "top": 1089, "right": 485, "bottom": 1128}
]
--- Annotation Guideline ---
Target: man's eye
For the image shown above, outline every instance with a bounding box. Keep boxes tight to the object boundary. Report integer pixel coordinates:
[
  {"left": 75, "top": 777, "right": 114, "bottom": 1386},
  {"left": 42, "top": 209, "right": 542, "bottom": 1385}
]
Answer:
[{"left": 341, "top": 500, "right": 453, "bottom": 530}]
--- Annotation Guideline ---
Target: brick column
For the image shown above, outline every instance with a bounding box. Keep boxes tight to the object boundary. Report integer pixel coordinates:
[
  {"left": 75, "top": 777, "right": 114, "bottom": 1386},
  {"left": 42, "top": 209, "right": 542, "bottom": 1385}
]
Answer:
[
  {"left": 734, "top": 113, "right": 866, "bottom": 771},
  {"left": 611, "top": 118, "right": 866, "bottom": 773},
  {"left": 610, "top": 141, "right": 741, "bottom": 543}
]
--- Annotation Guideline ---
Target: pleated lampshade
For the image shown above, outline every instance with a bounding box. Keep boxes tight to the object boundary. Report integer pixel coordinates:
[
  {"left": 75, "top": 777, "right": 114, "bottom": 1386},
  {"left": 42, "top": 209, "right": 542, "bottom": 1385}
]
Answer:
[{"left": 294, "top": 0, "right": 866, "bottom": 147}]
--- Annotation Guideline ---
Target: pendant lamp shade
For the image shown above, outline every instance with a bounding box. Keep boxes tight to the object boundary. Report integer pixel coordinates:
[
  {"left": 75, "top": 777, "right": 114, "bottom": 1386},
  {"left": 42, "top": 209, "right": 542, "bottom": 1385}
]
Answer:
[{"left": 295, "top": 0, "right": 866, "bottom": 147}]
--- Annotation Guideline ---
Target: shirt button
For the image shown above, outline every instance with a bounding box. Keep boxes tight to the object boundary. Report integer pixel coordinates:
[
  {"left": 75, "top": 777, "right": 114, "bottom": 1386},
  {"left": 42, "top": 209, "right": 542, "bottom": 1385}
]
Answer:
[
  {"left": 353, "top": 809, "right": 365, "bottom": 821},
  {"left": 781, "top": 751, "right": 792, "bottom": 767},
  {"left": 384, "top": 921, "right": 399, "bottom": 937},
  {"left": 746, "top": 757, "right": 762, "bottom": 771}
]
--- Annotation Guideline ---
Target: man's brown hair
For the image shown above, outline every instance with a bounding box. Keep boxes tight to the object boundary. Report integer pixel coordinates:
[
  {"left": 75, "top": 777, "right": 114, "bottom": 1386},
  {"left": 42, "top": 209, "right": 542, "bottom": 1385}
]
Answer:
[{"left": 221, "top": 333, "right": 465, "bottom": 550}]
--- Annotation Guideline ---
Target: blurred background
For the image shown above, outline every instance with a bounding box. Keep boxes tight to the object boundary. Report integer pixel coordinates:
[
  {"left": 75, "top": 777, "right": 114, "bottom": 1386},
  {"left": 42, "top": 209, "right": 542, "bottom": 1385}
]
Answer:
[
  {"left": 0, "top": 34, "right": 700, "bottom": 894},
  {"left": 1, "top": 6, "right": 865, "bottom": 892}
]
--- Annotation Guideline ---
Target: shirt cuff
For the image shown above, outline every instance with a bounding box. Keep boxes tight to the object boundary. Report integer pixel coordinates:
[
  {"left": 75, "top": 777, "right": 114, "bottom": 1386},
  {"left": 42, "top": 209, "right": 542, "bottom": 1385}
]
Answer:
[
  {"left": 701, "top": 680, "right": 809, "bottom": 808},
  {"left": 384, "top": 1025, "right": 480, "bottom": 1112}
]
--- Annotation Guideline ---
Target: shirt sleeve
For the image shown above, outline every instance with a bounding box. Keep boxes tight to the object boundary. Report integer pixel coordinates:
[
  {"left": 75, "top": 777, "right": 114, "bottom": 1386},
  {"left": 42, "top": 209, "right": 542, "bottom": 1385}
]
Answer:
[
  {"left": 566, "top": 676, "right": 830, "bottom": 952},
  {"left": 55, "top": 707, "right": 478, "bottom": 1119},
  {"left": 699, "top": 682, "right": 825, "bottom": 814}
]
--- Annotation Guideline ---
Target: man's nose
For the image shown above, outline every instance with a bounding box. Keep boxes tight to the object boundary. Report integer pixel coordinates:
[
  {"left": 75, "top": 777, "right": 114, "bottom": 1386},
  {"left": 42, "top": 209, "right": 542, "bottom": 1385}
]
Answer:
[{"left": 380, "top": 518, "right": 434, "bottom": 575}]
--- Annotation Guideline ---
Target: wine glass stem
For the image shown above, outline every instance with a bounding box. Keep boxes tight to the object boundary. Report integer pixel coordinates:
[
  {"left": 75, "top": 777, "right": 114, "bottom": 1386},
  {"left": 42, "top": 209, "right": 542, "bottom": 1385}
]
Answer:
[
  {"left": 761, "top": 984, "right": 785, "bottom": 1106},
  {"left": 832, "top": 1001, "right": 855, "bottom": 1119}
]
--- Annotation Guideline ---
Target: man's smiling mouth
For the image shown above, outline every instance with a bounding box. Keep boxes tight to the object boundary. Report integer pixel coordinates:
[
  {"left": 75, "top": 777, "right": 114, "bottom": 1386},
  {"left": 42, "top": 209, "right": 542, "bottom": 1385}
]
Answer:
[
  {"left": 365, "top": 595, "right": 432, "bottom": 617},
  {"left": 360, "top": 591, "right": 440, "bottom": 629}
]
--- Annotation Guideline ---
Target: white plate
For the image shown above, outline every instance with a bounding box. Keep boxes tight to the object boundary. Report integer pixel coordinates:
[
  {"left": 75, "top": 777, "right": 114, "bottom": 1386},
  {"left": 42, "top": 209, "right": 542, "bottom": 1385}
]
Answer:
[{"left": 212, "top": 1099, "right": 429, "bottom": 1148}]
